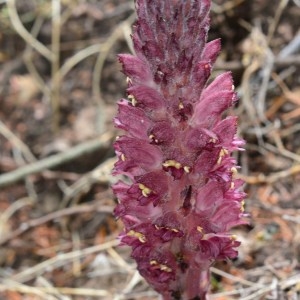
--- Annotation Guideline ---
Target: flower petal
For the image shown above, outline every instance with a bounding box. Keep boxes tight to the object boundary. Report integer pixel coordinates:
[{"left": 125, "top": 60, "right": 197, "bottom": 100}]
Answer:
[
  {"left": 118, "top": 54, "right": 152, "bottom": 83},
  {"left": 127, "top": 85, "right": 165, "bottom": 110},
  {"left": 113, "top": 137, "right": 163, "bottom": 176},
  {"left": 114, "top": 100, "right": 152, "bottom": 139}
]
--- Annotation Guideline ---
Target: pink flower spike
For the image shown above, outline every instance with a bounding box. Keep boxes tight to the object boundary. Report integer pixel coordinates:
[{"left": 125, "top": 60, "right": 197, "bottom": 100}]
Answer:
[{"left": 112, "top": 0, "right": 246, "bottom": 299}]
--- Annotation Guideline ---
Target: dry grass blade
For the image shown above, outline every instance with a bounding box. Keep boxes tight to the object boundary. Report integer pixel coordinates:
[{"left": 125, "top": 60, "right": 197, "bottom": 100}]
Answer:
[
  {"left": 12, "top": 239, "right": 119, "bottom": 283},
  {"left": 6, "top": 0, "right": 53, "bottom": 60},
  {"left": 0, "top": 132, "right": 113, "bottom": 187},
  {"left": 0, "top": 279, "right": 112, "bottom": 298}
]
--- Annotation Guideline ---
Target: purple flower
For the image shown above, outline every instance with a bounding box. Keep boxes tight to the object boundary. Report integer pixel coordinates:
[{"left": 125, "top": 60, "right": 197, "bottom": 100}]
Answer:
[{"left": 112, "top": 0, "right": 246, "bottom": 299}]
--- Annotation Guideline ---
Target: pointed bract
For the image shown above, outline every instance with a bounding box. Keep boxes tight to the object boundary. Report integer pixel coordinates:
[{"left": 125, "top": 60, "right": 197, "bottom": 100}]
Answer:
[{"left": 114, "top": 100, "right": 152, "bottom": 139}]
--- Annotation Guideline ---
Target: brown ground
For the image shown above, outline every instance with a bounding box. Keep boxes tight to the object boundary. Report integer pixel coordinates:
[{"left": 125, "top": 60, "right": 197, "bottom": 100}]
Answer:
[{"left": 0, "top": 0, "right": 300, "bottom": 299}]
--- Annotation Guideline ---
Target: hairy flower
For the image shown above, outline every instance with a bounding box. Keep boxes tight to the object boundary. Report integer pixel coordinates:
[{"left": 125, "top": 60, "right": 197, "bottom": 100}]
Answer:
[{"left": 112, "top": 0, "right": 246, "bottom": 299}]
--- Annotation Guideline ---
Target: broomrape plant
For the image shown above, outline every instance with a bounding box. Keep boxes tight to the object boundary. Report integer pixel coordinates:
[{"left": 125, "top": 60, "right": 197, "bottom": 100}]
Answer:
[{"left": 112, "top": 0, "right": 246, "bottom": 299}]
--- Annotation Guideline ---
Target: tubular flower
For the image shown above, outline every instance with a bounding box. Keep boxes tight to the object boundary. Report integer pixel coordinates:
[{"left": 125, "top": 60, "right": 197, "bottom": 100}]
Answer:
[{"left": 112, "top": 0, "right": 246, "bottom": 299}]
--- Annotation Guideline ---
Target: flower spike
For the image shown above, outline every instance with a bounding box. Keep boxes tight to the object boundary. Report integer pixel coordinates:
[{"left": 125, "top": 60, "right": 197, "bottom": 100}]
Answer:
[{"left": 112, "top": 0, "right": 246, "bottom": 299}]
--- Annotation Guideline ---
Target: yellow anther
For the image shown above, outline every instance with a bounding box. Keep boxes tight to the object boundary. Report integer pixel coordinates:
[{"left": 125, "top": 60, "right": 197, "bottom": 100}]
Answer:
[
  {"left": 138, "top": 184, "right": 151, "bottom": 196},
  {"left": 149, "top": 134, "right": 159, "bottom": 143},
  {"left": 128, "top": 95, "right": 137, "bottom": 106},
  {"left": 121, "top": 154, "right": 126, "bottom": 161},
  {"left": 155, "top": 225, "right": 179, "bottom": 233},
  {"left": 178, "top": 102, "right": 184, "bottom": 109},
  {"left": 197, "top": 226, "right": 204, "bottom": 233},
  {"left": 209, "top": 138, "right": 217, "bottom": 143},
  {"left": 230, "top": 235, "right": 237, "bottom": 241},
  {"left": 183, "top": 166, "right": 191, "bottom": 173},
  {"left": 240, "top": 200, "right": 245, "bottom": 212},
  {"left": 142, "top": 189, "right": 151, "bottom": 197},
  {"left": 217, "top": 148, "right": 229, "bottom": 164},
  {"left": 231, "top": 167, "right": 238, "bottom": 175},
  {"left": 160, "top": 264, "right": 172, "bottom": 272},
  {"left": 126, "top": 77, "right": 132, "bottom": 84},
  {"left": 230, "top": 181, "right": 235, "bottom": 189},
  {"left": 163, "top": 160, "right": 174, "bottom": 168},
  {"left": 175, "top": 162, "right": 181, "bottom": 169},
  {"left": 163, "top": 160, "right": 182, "bottom": 169},
  {"left": 150, "top": 260, "right": 172, "bottom": 272},
  {"left": 138, "top": 184, "right": 152, "bottom": 197},
  {"left": 127, "top": 230, "right": 146, "bottom": 243},
  {"left": 222, "top": 148, "right": 229, "bottom": 155}
]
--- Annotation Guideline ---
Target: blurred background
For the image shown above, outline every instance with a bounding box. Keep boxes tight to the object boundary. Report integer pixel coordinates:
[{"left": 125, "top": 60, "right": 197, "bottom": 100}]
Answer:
[{"left": 0, "top": 0, "right": 300, "bottom": 299}]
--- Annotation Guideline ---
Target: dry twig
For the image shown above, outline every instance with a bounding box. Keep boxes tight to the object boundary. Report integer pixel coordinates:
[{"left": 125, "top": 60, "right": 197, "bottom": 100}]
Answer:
[
  {"left": 6, "top": 0, "right": 53, "bottom": 60},
  {"left": 0, "top": 132, "right": 113, "bottom": 187},
  {"left": 11, "top": 239, "right": 119, "bottom": 283},
  {"left": 0, "top": 201, "right": 113, "bottom": 245},
  {"left": 0, "top": 279, "right": 112, "bottom": 299},
  {"left": 240, "top": 164, "right": 300, "bottom": 184},
  {"left": 92, "top": 13, "right": 136, "bottom": 134},
  {"left": 51, "top": 0, "right": 62, "bottom": 132}
]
